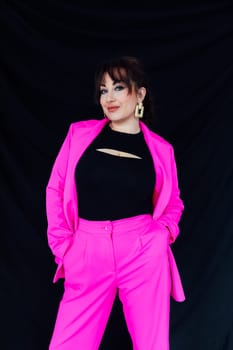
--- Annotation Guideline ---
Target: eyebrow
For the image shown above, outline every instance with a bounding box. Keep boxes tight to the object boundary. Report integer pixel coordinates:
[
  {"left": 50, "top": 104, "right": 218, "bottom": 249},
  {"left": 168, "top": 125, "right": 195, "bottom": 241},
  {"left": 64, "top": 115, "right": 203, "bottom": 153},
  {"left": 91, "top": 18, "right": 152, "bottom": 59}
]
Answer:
[{"left": 100, "top": 80, "right": 123, "bottom": 87}]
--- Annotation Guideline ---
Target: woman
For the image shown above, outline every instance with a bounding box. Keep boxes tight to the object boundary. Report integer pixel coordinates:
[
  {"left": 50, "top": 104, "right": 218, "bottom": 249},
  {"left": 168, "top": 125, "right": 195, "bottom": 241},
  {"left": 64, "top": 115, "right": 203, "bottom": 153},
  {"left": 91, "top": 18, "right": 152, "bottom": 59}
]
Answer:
[{"left": 46, "top": 56, "right": 185, "bottom": 350}]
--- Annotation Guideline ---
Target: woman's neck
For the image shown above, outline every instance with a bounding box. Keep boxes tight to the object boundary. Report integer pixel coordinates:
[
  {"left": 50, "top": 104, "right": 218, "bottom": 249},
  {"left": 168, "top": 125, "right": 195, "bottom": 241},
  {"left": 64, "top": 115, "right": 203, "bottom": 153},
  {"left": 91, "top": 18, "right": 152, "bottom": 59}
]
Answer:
[{"left": 109, "top": 120, "right": 141, "bottom": 134}]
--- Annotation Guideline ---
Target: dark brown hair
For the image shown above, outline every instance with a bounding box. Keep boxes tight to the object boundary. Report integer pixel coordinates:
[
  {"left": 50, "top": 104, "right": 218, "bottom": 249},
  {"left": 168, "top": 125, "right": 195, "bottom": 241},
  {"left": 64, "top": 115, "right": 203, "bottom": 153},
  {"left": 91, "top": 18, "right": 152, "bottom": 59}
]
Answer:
[{"left": 94, "top": 56, "right": 154, "bottom": 125}]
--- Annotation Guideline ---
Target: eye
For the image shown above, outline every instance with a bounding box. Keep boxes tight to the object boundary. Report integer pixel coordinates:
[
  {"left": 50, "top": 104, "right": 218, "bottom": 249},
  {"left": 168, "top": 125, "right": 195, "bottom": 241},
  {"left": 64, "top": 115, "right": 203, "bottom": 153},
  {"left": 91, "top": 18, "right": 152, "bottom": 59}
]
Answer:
[
  {"left": 114, "top": 84, "right": 125, "bottom": 91},
  {"left": 100, "top": 88, "right": 107, "bottom": 95}
]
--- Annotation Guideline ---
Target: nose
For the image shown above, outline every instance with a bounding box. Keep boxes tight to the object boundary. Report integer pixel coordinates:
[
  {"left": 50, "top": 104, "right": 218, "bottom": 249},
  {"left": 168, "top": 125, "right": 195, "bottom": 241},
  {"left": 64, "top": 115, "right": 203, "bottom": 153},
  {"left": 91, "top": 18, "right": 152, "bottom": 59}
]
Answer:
[{"left": 105, "top": 91, "right": 115, "bottom": 102}]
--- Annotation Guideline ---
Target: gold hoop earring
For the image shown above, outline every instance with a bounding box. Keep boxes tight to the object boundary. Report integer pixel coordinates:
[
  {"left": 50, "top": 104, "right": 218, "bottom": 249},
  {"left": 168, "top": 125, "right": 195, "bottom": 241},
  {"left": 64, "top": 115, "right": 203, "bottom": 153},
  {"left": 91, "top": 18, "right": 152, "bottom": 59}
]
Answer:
[{"left": 135, "top": 102, "right": 144, "bottom": 118}]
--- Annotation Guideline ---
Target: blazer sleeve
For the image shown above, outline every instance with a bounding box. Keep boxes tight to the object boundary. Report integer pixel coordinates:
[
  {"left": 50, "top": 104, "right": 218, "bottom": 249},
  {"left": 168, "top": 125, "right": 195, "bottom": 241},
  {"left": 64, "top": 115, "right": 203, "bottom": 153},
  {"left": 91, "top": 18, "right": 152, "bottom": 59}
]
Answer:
[
  {"left": 158, "top": 145, "right": 184, "bottom": 244},
  {"left": 46, "top": 124, "right": 74, "bottom": 264}
]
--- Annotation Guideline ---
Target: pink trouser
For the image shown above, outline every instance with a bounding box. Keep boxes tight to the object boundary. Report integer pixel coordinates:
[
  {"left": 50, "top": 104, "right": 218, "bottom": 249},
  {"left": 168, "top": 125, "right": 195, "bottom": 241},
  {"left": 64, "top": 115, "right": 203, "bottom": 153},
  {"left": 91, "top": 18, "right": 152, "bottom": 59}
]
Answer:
[{"left": 49, "top": 214, "right": 171, "bottom": 350}]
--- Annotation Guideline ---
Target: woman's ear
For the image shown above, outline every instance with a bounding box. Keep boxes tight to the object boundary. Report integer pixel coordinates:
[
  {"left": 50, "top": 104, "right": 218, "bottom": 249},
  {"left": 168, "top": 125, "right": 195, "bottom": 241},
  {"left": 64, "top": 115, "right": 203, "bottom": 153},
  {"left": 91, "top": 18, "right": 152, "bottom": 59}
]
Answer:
[{"left": 137, "top": 87, "right": 147, "bottom": 102}]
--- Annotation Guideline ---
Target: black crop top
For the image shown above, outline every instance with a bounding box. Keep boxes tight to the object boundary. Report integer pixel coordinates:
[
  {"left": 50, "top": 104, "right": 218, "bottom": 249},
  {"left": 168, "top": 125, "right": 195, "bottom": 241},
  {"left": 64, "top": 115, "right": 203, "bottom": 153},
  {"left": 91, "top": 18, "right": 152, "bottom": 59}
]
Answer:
[{"left": 75, "top": 123, "right": 156, "bottom": 220}]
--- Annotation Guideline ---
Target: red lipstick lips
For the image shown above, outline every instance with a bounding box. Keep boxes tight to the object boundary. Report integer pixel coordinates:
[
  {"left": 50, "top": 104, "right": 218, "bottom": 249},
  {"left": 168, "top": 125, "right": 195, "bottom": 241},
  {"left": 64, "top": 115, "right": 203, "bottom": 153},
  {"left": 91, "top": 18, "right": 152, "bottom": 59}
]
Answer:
[{"left": 107, "top": 106, "right": 119, "bottom": 112}]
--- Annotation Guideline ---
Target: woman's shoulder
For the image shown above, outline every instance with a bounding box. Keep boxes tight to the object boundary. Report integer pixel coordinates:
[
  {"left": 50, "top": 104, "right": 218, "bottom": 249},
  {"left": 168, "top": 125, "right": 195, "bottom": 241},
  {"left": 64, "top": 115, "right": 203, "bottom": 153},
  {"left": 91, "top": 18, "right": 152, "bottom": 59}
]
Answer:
[
  {"left": 65, "top": 118, "right": 105, "bottom": 137},
  {"left": 70, "top": 118, "right": 102, "bottom": 129},
  {"left": 150, "top": 130, "right": 170, "bottom": 144},
  {"left": 141, "top": 122, "right": 173, "bottom": 149}
]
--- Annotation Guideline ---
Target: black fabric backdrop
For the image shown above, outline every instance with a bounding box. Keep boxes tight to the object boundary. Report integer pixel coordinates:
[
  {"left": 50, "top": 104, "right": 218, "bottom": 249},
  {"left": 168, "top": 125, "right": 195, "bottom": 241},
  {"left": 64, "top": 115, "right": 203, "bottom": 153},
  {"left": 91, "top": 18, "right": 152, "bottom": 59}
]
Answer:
[{"left": 1, "top": 1, "right": 233, "bottom": 349}]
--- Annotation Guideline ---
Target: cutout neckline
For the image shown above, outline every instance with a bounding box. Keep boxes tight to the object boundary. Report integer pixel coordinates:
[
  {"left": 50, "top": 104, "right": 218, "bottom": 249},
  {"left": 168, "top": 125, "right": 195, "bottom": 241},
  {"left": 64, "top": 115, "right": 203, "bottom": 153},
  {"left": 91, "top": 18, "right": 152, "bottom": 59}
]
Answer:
[{"left": 96, "top": 148, "right": 142, "bottom": 159}]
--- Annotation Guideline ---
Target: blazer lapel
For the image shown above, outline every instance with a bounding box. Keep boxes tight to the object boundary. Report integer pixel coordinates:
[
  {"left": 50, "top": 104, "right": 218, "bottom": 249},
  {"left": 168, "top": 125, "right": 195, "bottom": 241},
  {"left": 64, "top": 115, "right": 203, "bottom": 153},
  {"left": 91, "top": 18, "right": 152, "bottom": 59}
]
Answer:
[
  {"left": 140, "top": 121, "right": 172, "bottom": 220},
  {"left": 67, "top": 119, "right": 108, "bottom": 231}
]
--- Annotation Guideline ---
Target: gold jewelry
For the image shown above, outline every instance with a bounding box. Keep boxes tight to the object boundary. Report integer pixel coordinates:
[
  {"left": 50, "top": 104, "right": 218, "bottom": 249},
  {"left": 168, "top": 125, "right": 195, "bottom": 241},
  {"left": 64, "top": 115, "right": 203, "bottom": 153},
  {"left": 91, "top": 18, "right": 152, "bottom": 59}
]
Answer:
[{"left": 135, "top": 102, "right": 144, "bottom": 118}]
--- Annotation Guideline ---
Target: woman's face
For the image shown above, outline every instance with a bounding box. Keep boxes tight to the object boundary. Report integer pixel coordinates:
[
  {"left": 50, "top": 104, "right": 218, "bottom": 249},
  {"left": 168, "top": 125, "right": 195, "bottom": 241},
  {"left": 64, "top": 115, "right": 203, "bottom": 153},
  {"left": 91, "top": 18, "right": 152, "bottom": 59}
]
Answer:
[{"left": 99, "top": 72, "right": 144, "bottom": 123}]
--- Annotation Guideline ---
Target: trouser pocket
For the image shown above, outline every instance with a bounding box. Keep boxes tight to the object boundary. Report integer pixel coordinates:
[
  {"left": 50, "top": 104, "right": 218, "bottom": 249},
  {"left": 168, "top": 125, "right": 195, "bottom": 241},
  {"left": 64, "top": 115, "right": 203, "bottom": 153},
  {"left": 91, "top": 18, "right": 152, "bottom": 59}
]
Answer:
[
  {"left": 63, "top": 231, "right": 88, "bottom": 282},
  {"left": 138, "top": 220, "right": 169, "bottom": 257}
]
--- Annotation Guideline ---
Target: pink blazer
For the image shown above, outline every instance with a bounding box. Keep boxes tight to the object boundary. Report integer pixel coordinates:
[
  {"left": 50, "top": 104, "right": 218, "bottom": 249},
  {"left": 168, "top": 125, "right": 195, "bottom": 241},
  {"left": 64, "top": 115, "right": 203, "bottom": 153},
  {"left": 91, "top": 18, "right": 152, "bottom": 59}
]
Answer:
[{"left": 46, "top": 118, "right": 185, "bottom": 301}]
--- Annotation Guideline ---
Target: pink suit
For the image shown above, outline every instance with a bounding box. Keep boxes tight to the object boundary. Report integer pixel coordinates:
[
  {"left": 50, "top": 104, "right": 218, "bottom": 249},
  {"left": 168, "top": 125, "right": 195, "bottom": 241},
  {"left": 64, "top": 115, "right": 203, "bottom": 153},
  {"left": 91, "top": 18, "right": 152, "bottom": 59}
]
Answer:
[{"left": 46, "top": 118, "right": 185, "bottom": 349}]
